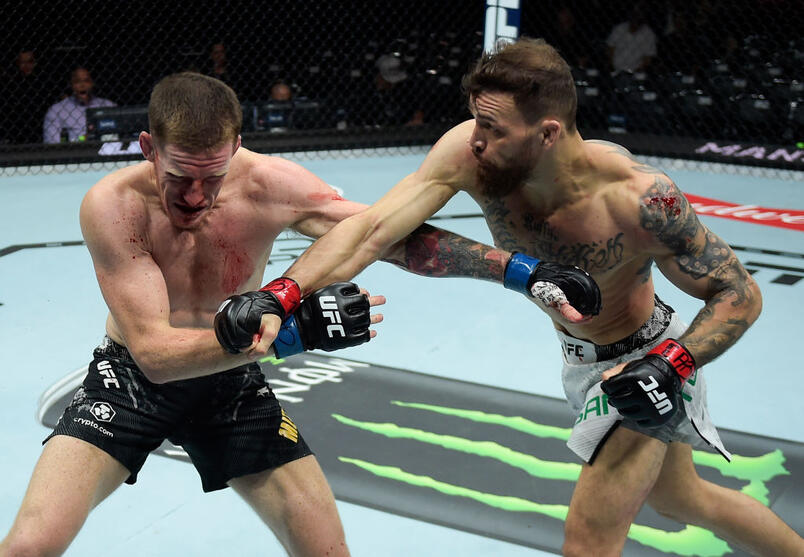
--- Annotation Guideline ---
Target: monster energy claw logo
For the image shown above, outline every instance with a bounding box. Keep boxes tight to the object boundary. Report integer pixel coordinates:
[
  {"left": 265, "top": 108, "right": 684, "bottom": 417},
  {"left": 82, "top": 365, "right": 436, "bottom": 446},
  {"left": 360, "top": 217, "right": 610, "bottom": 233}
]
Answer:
[
  {"left": 333, "top": 401, "right": 791, "bottom": 557},
  {"left": 38, "top": 355, "right": 801, "bottom": 556}
]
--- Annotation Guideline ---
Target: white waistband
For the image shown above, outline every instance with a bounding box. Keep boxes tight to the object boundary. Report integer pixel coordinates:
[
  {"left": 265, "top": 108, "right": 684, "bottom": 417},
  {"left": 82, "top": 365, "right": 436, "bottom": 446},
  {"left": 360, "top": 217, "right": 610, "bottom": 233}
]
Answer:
[{"left": 555, "top": 330, "right": 600, "bottom": 364}]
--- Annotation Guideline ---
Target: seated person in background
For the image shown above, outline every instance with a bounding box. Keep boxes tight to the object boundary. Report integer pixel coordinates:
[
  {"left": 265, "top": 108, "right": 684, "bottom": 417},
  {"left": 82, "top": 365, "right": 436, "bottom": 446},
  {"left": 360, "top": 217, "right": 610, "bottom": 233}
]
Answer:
[
  {"left": 656, "top": 7, "right": 714, "bottom": 77},
  {"left": 260, "top": 80, "right": 294, "bottom": 132},
  {"left": 540, "top": 6, "right": 592, "bottom": 69},
  {"left": 203, "top": 42, "right": 245, "bottom": 98},
  {"left": 269, "top": 80, "right": 293, "bottom": 102},
  {"left": 43, "top": 67, "right": 115, "bottom": 143},
  {"left": 3, "top": 49, "right": 53, "bottom": 144},
  {"left": 205, "top": 42, "right": 228, "bottom": 80},
  {"left": 361, "top": 54, "right": 424, "bottom": 127},
  {"left": 605, "top": 2, "right": 657, "bottom": 72}
]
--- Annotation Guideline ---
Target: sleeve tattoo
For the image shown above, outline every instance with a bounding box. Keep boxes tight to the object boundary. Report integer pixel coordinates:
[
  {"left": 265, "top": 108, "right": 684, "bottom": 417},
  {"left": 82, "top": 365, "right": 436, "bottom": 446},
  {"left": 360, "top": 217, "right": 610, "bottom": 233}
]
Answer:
[
  {"left": 381, "top": 223, "right": 509, "bottom": 282},
  {"left": 639, "top": 176, "right": 760, "bottom": 365}
]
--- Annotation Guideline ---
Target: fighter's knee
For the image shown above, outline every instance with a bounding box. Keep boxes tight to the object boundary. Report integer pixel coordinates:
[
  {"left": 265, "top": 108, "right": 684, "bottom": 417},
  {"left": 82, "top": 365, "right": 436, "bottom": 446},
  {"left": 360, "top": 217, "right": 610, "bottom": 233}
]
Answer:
[
  {"left": 561, "top": 537, "right": 586, "bottom": 557},
  {"left": 562, "top": 536, "right": 620, "bottom": 557},
  {"left": 0, "top": 533, "right": 67, "bottom": 557},
  {"left": 272, "top": 492, "right": 348, "bottom": 557},
  {"left": 284, "top": 524, "right": 349, "bottom": 557},
  {"left": 1, "top": 518, "right": 72, "bottom": 557},
  {"left": 648, "top": 484, "right": 712, "bottom": 525},
  {"left": 562, "top": 522, "right": 596, "bottom": 557},
  {"left": 563, "top": 514, "right": 628, "bottom": 557},
  {"left": 649, "top": 496, "right": 686, "bottom": 523}
]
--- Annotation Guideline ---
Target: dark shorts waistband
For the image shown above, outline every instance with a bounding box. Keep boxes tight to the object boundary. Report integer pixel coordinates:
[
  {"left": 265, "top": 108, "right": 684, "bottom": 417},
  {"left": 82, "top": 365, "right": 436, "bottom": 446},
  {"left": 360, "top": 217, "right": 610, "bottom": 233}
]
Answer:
[
  {"left": 596, "top": 296, "right": 674, "bottom": 360},
  {"left": 95, "top": 336, "right": 136, "bottom": 362}
]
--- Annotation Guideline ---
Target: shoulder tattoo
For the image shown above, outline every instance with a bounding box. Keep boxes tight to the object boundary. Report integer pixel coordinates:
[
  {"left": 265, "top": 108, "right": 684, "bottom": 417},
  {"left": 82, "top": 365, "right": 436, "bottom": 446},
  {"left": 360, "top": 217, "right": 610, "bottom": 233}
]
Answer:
[{"left": 639, "top": 176, "right": 750, "bottom": 293}]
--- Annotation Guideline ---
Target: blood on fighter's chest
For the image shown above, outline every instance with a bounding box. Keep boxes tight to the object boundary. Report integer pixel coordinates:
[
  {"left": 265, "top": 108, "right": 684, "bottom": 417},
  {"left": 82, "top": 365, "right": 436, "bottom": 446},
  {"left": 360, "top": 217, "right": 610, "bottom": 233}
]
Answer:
[
  {"left": 218, "top": 248, "right": 256, "bottom": 295},
  {"left": 159, "top": 240, "right": 257, "bottom": 300},
  {"left": 204, "top": 235, "right": 258, "bottom": 296}
]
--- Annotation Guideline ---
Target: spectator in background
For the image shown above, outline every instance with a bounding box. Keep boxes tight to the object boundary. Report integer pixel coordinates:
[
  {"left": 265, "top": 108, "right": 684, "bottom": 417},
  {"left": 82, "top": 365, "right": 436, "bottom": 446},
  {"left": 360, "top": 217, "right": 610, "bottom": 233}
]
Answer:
[
  {"left": 4, "top": 49, "right": 52, "bottom": 144},
  {"left": 43, "top": 67, "right": 115, "bottom": 143},
  {"left": 681, "top": 0, "right": 739, "bottom": 66},
  {"left": 205, "top": 42, "right": 229, "bottom": 81},
  {"left": 540, "top": 6, "right": 592, "bottom": 69},
  {"left": 260, "top": 80, "right": 294, "bottom": 132},
  {"left": 204, "top": 42, "right": 243, "bottom": 97},
  {"left": 269, "top": 80, "right": 293, "bottom": 102},
  {"left": 361, "top": 54, "right": 424, "bottom": 127},
  {"left": 15, "top": 49, "right": 36, "bottom": 77},
  {"left": 657, "top": 7, "right": 713, "bottom": 76},
  {"left": 605, "top": 2, "right": 657, "bottom": 72}
]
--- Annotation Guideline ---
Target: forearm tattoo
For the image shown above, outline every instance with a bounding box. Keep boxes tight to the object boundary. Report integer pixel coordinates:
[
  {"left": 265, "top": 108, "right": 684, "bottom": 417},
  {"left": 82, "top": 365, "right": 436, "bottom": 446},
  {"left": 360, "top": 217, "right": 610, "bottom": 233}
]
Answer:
[
  {"left": 381, "top": 223, "right": 508, "bottom": 282},
  {"left": 639, "top": 176, "right": 757, "bottom": 365}
]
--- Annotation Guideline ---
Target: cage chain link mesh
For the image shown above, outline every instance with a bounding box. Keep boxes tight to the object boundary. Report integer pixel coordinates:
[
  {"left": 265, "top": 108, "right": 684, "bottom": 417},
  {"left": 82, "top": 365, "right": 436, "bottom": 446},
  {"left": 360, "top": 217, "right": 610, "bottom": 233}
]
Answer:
[{"left": 1, "top": 1, "right": 801, "bottom": 177}]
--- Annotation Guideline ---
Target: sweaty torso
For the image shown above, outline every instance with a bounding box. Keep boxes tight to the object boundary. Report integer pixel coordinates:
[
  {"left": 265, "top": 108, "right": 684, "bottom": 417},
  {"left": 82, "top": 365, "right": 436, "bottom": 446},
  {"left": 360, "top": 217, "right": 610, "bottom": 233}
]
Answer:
[
  {"left": 105, "top": 150, "right": 299, "bottom": 342},
  {"left": 467, "top": 141, "right": 658, "bottom": 345}
]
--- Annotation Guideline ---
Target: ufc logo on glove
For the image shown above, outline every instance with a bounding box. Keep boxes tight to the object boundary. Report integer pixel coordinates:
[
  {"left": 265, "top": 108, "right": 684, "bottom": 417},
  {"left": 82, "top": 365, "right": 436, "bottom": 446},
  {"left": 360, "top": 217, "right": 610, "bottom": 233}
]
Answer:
[
  {"left": 602, "top": 338, "right": 695, "bottom": 428},
  {"left": 216, "top": 281, "right": 373, "bottom": 359},
  {"left": 638, "top": 376, "right": 673, "bottom": 416},
  {"left": 318, "top": 295, "right": 345, "bottom": 338}
]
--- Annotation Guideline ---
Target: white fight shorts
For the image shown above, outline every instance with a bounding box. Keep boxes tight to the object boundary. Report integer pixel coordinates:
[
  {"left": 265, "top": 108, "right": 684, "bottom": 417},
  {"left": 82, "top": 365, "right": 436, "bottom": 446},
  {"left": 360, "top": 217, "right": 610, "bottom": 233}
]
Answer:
[{"left": 558, "top": 296, "right": 730, "bottom": 464}]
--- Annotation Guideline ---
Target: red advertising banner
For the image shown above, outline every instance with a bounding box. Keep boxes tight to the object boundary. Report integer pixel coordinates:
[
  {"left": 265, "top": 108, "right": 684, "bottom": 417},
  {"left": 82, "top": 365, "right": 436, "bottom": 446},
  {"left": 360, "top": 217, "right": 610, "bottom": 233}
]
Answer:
[{"left": 684, "top": 193, "right": 804, "bottom": 231}]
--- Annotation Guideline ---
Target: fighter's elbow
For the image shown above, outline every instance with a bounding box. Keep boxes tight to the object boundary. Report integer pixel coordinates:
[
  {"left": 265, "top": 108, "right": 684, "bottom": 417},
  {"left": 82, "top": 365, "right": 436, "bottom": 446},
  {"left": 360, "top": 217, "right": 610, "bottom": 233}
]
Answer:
[
  {"left": 744, "top": 277, "right": 763, "bottom": 325},
  {"left": 359, "top": 213, "right": 396, "bottom": 263},
  {"left": 124, "top": 340, "right": 170, "bottom": 384},
  {"left": 721, "top": 274, "right": 763, "bottom": 330},
  {"left": 363, "top": 234, "right": 390, "bottom": 265},
  {"left": 131, "top": 354, "right": 167, "bottom": 384},
  {"left": 141, "top": 367, "right": 168, "bottom": 384}
]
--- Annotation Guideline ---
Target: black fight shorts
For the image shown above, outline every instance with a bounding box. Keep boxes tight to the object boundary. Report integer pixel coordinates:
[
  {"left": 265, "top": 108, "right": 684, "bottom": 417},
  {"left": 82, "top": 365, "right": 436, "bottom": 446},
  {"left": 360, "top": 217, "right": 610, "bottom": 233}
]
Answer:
[{"left": 45, "top": 336, "right": 313, "bottom": 492}]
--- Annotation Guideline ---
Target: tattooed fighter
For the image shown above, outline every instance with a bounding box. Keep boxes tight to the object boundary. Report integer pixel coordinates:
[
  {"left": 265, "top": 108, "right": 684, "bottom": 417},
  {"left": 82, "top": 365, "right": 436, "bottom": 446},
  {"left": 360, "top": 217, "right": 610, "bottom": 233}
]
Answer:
[{"left": 278, "top": 38, "right": 804, "bottom": 556}]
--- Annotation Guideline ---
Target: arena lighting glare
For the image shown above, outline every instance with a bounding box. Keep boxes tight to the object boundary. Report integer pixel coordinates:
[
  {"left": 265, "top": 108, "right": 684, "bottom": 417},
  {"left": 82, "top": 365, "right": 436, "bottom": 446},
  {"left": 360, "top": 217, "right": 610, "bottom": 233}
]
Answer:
[{"left": 483, "top": 0, "right": 520, "bottom": 53}]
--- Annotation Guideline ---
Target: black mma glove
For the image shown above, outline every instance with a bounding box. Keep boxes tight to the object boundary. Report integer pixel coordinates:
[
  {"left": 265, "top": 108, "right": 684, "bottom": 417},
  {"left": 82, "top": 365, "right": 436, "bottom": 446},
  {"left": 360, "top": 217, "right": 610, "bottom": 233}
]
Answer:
[
  {"left": 601, "top": 338, "right": 696, "bottom": 428},
  {"left": 214, "top": 277, "right": 302, "bottom": 354},
  {"left": 273, "top": 282, "right": 372, "bottom": 358},
  {"left": 503, "top": 252, "right": 602, "bottom": 316}
]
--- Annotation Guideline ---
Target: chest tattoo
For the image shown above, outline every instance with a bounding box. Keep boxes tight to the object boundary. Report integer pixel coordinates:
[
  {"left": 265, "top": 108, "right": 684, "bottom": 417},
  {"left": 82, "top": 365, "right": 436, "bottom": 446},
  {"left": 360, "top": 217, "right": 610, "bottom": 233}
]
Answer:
[
  {"left": 535, "top": 232, "right": 626, "bottom": 272},
  {"left": 487, "top": 202, "right": 626, "bottom": 272},
  {"left": 483, "top": 199, "right": 521, "bottom": 251},
  {"left": 523, "top": 213, "right": 559, "bottom": 241}
]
